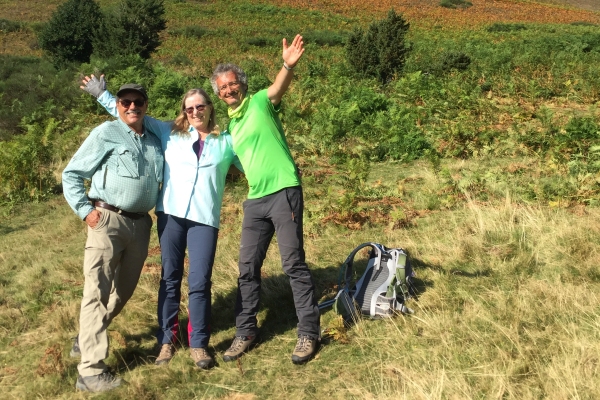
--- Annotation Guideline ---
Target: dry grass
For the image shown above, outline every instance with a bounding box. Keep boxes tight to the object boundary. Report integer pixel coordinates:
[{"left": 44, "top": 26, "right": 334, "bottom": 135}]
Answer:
[{"left": 1, "top": 157, "right": 599, "bottom": 398}]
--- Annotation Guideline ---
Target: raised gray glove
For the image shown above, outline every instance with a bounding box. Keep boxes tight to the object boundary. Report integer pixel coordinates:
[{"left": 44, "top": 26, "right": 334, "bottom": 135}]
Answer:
[{"left": 82, "top": 75, "right": 106, "bottom": 98}]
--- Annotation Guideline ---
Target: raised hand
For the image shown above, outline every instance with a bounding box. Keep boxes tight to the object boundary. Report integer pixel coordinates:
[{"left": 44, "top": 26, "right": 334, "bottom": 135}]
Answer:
[
  {"left": 80, "top": 74, "right": 106, "bottom": 98},
  {"left": 282, "top": 34, "right": 305, "bottom": 69}
]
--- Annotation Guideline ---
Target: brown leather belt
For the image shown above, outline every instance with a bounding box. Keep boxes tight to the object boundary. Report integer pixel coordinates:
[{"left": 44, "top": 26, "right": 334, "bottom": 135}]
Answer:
[{"left": 93, "top": 200, "right": 146, "bottom": 220}]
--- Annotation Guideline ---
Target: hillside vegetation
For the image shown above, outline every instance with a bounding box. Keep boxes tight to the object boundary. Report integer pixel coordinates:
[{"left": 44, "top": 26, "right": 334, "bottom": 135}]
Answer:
[{"left": 1, "top": 0, "right": 600, "bottom": 399}]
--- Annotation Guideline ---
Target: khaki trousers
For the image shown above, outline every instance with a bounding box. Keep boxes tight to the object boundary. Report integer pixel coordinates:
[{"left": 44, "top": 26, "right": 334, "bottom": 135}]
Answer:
[{"left": 77, "top": 208, "right": 152, "bottom": 377}]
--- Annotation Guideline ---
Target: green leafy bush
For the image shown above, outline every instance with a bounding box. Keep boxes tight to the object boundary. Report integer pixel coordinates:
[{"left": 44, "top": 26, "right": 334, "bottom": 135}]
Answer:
[
  {"left": 0, "top": 55, "right": 81, "bottom": 141},
  {"left": 0, "top": 19, "right": 22, "bottom": 33},
  {"left": 346, "top": 9, "right": 410, "bottom": 84},
  {"left": 303, "top": 30, "right": 349, "bottom": 47},
  {"left": 570, "top": 21, "right": 597, "bottom": 27},
  {"left": 169, "top": 26, "right": 209, "bottom": 39},
  {"left": 245, "top": 37, "right": 271, "bottom": 47},
  {"left": 439, "top": 0, "right": 473, "bottom": 9},
  {"left": 169, "top": 52, "right": 193, "bottom": 67},
  {"left": 38, "top": 0, "right": 103, "bottom": 67},
  {"left": 93, "top": 0, "right": 166, "bottom": 60},
  {"left": 486, "top": 23, "right": 527, "bottom": 33},
  {"left": 0, "top": 122, "right": 58, "bottom": 204}
]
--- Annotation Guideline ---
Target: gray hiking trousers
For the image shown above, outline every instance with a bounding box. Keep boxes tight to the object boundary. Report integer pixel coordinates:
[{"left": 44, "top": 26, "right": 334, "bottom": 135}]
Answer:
[{"left": 235, "top": 186, "right": 320, "bottom": 339}]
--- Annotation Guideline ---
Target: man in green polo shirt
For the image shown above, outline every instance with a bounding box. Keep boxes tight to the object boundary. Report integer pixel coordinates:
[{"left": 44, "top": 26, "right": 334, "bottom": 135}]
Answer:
[{"left": 210, "top": 34, "right": 320, "bottom": 364}]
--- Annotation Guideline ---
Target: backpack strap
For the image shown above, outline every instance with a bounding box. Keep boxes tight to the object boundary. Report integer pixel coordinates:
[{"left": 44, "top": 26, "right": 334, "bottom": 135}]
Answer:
[
  {"left": 338, "top": 242, "right": 383, "bottom": 294},
  {"left": 385, "top": 249, "right": 408, "bottom": 298}
]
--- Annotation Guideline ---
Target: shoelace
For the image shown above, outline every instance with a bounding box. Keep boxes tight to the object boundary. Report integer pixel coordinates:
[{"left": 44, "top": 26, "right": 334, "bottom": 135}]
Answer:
[
  {"left": 229, "top": 337, "right": 246, "bottom": 351},
  {"left": 159, "top": 345, "right": 173, "bottom": 358},
  {"left": 192, "top": 348, "right": 208, "bottom": 358},
  {"left": 98, "top": 372, "right": 117, "bottom": 382},
  {"left": 295, "top": 336, "right": 311, "bottom": 352}
]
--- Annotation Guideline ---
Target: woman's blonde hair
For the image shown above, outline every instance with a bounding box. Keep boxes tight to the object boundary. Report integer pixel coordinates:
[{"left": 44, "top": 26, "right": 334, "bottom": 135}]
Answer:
[{"left": 172, "top": 88, "right": 219, "bottom": 136}]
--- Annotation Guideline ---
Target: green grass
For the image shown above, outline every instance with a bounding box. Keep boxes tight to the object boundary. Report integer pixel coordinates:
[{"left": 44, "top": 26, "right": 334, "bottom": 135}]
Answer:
[{"left": 2, "top": 157, "right": 600, "bottom": 398}]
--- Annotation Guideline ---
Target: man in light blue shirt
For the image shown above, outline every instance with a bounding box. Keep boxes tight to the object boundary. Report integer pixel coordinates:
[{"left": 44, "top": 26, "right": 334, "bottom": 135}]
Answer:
[{"left": 62, "top": 83, "right": 163, "bottom": 393}]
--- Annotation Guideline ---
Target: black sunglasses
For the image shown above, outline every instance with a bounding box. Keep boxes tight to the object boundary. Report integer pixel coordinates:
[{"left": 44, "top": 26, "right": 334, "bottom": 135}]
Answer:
[
  {"left": 119, "top": 98, "right": 146, "bottom": 108},
  {"left": 184, "top": 104, "right": 209, "bottom": 114}
]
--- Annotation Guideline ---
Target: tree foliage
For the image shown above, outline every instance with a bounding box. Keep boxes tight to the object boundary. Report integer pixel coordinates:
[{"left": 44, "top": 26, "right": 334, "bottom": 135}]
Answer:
[
  {"left": 93, "top": 0, "right": 167, "bottom": 60},
  {"left": 38, "top": 0, "right": 103, "bottom": 67},
  {"left": 345, "top": 9, "right": 410, "bottom": 84}
]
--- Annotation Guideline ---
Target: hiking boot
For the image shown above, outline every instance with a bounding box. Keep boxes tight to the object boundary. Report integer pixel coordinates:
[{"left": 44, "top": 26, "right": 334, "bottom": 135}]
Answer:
[
  {"left": 291, "top": 335, "right": 318, "bottom": 364},
  {"left": 190, "top": 347, "right": 214, "bottom": 369},
  {"left": 222, "top": 335, "right": 259, "bottom": 362},
  {"left": 155, "top": 343, "right": 175, "bottom": 366},
  {"left": 69, "top": 335, "right": 81, "bottom": 358},
  {"left": 75, "top": 371, "right": 122, "bottom": 392}
]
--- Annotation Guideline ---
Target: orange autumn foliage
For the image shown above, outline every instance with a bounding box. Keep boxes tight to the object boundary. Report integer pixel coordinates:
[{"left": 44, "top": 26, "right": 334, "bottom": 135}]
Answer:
[{"left": 262, "top": 0, "right": 600, "bottom": 29}]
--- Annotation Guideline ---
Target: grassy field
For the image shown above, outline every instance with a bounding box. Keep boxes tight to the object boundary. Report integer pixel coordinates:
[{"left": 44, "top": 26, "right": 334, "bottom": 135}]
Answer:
[{"left": 1, "top": 0, "right": 600, "bottom": 399}]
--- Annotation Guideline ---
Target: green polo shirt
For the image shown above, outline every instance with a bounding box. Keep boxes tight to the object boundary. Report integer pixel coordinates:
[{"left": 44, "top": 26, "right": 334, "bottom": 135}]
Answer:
[{"left": 227, "top": 89, "right": 300, "bottom": 199}]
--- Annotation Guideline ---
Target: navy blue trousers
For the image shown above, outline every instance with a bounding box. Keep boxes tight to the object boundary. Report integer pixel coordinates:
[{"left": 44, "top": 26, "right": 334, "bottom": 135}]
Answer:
[{"left": 156, "top": 213, "right": 218, "bottom": 348}]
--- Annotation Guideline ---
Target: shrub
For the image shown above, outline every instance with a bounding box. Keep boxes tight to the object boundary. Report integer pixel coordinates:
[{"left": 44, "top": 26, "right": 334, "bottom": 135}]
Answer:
[
  {"left": 169, "top": 26, "right": 209, "bottom": 40},
  {"left": 346, "top": 9, "right": 410, "bottom": 84},
  {"left": 38, "top": 0, "right": 103, "bottom": 67},
  {"left": 562, "top": 117, "right": 599, "bottom": 154},
  {"left": 0, "top": 19, "right": 22, "bottom": 33},
  {"left": 93, "top": 0, "right": 166, "bottom": 60},
  {"left": 245, "top": 37, "right": 271, "bottom": 47},
  {"left": 169, "top": 52, "right": 193, "bottom": 67},
  {"left": 571, "top": 21, "right": 597, "bottom": 27},
  {"left": 240, "top": 59, "right": 272, "bottom": 94},
  {"left": 0, "top": 55, "right": 81, "bottom": 141},
  {"left": 303, "top": 30, "right": 349, "bottom": 47},
  {"left": 581, "top": 33, "right": 600, "bottom": 53},
  {"left": 440, "top": 52, "right": 471, "bottom": 72},
  {"left": 0, "top": 121, "right": 58, "bottom": 204},
  {"left": 486, "top": 23, "right": 527, "bottom": 33},
  {"left": 439, "top": 0, "right": 473, "bottom": 9}
]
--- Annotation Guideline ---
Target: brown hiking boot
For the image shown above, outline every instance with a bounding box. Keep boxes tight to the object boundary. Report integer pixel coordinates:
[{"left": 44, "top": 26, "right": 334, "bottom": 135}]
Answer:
[
  {"left": 190, "top": 347, "right": 214, "bottom": 369},
  {"left": 155, "top": 343, "right": 175, "bottom": 366},
  {"left": 291, "top": 335, "right": 318, "bottom": 364},
  {"left": 222, "top": 335, "right": 259, "bottom": 362}
]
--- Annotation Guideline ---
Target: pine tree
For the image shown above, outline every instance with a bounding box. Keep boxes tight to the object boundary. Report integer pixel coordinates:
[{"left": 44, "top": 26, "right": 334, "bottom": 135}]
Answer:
[
  {"left": 38, "top": 0, "right": 103, "bottom": 67},
  {"left": 346, "top": 9, "right": 410, "bottom": 84},
  {"left": 93, "top": 0, "right": 166, "bottom": 60}
]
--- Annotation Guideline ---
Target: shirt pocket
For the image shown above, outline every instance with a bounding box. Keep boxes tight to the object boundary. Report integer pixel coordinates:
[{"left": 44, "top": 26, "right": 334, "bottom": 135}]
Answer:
[{"left": 116, "top": 146, "right": 140, "bottom": 178}]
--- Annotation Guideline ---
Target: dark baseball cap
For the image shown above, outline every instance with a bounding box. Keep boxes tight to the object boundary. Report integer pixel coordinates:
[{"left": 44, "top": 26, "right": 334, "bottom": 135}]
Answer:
[{"left": 116, "top": 83, "right": 148, "bottom": 100}]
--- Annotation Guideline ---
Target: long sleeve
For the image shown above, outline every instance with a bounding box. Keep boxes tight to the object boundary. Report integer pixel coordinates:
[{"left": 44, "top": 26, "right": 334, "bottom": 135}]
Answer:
[{"left": 62, "top": 128, "right": 107, "bottom": 220}]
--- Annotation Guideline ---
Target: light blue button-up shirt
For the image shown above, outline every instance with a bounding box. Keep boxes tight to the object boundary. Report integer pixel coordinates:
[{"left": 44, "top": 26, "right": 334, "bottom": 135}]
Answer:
[
  {"left": 62, "top": 118, "right": 164, "bottom": 220},
  {"left": 97, "top": 91, "right": 243, "bottom": 229}
]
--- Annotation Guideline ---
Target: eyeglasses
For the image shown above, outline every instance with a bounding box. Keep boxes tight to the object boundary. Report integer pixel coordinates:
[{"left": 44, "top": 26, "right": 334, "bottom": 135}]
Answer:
[
  {"left": 218, "top": 81, "right": 241, "bottom": 93},
  {"left": 119, "top": 98, "right": 146, "bottom": 108},
  {"left": 184, "top": 104, "right": 208, "bottom": 114}
]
